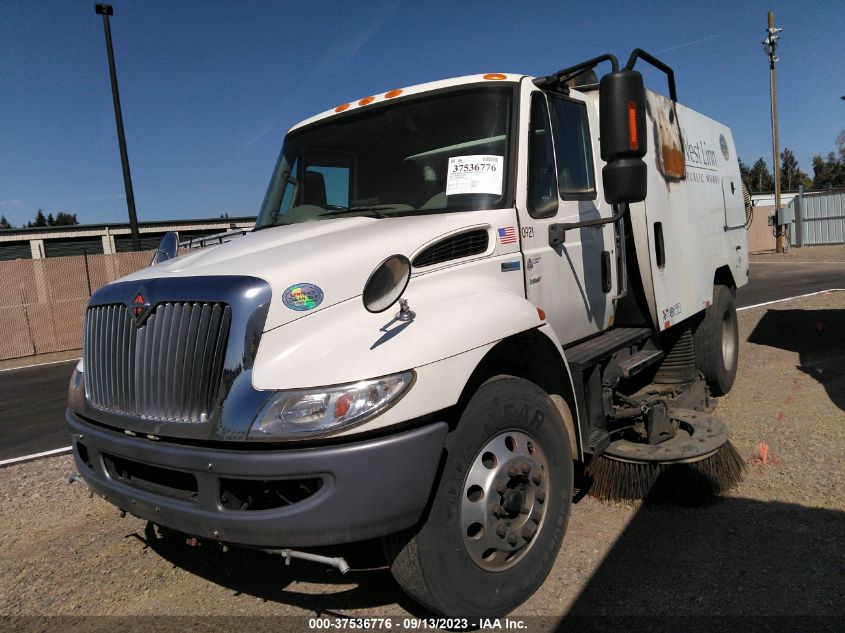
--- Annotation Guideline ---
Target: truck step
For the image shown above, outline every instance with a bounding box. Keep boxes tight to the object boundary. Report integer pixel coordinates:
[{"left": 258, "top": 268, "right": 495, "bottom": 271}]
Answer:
[
  {"left": 564, "top": 327, "right": 652, "bottom": 372},
  {"left": 618, "top": 349, "right": 664, "bottom": 378}
]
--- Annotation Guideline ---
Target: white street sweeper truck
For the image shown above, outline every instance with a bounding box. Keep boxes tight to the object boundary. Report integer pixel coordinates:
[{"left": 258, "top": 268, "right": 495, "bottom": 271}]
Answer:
[{"left": 68, "top": 49, "right": 748, "bottom": 617}]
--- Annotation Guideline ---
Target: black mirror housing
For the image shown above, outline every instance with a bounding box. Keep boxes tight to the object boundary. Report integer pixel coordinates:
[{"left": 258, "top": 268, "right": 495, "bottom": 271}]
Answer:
[{"left": 600, "top": 69, "right": 648, "bottom": 204}]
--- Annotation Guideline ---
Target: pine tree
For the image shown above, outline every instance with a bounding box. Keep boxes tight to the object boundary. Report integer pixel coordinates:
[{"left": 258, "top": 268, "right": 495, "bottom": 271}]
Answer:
[
  {"left": 748, "top": 158, "right": 774, "bottom": 193},
  {"left": 0, "top": 215, "right": 11, "bottom": 229},
  {"left": 54, "top": 212, "right": 79, "bottom": 226},
  {"left": 33, "top": 209, "right": 47, "bottom": 227},
  {"left": 47, "top": 213, "right": 55, "bottom": 226}
]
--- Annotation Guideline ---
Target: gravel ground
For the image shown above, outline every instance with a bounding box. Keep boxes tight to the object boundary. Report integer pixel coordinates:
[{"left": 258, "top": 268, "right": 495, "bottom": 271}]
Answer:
[
  {"left": 751, "top": 243, "right": 845, "bottom": 263},
  {"left": 1, "top": 293, "right": 843, "bottom": 632}
]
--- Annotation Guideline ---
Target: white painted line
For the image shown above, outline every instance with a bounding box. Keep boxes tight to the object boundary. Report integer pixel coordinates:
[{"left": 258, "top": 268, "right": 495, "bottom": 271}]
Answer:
[
  {"left": 0, "top": 357, "right": 80, "bottom": 373},
  {"left": 738, "top": 288, "right": 845, "bottom": 312},
  {"left": 0, "top": 445, "right": 72, "bottom": 467}
]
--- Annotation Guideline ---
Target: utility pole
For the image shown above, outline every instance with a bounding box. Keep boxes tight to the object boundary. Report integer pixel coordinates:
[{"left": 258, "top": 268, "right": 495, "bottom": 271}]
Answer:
[
  {"left": 764, "top": 11, "right": 786, "bottom": 253},
  {"left": 95, "top": 4, "right": 141, "bottom": 251}
]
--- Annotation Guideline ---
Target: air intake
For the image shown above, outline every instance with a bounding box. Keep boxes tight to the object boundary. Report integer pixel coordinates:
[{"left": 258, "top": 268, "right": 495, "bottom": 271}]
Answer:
[{"left": 412, "top": 230, "right": 489, "bottom": 268}]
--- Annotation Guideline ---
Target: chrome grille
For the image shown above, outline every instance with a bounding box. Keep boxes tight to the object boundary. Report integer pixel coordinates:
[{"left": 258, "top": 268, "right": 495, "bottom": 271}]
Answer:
[{"left": 84, "top": 302, "right": 231, "bottom": 423}]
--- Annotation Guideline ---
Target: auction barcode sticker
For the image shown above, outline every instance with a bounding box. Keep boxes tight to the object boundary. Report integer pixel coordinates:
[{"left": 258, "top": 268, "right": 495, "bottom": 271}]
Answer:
[{"left": 446, "top": 155, "right": 503, "bottom": 196}]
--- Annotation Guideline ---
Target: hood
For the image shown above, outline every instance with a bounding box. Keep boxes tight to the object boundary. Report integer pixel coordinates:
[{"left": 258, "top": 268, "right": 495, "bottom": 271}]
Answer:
[{"left": 117, "top": 211, "right": 508, "bottom": 331}]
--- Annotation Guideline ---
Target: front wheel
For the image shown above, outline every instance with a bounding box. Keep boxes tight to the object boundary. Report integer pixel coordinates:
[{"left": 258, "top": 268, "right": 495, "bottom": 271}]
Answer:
[
  {"left": 386, "top": 376, "right": 573, "bottom": 617},
  {"left": 694, "top": 284, "right": 739, "bottom": 396}
]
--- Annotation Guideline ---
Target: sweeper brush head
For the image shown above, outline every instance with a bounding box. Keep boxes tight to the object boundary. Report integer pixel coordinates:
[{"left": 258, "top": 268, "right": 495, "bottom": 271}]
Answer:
[{"left": 586, "top": 439, "right": 746, "bottom": 506}]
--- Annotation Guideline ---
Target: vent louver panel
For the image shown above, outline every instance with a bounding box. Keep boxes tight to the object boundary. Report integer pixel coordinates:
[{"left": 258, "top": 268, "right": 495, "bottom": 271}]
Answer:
[
  {"left": 412, "top": 229, "right": 489, "bottom": 268},
  {"left": 84, "top": 302, "right": 231, "bottom": 423}
]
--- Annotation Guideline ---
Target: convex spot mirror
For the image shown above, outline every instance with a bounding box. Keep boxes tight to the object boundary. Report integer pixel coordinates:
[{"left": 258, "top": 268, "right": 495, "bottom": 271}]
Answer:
[{"left": 363, "top": 254, "right": 411, "bottom": 313}]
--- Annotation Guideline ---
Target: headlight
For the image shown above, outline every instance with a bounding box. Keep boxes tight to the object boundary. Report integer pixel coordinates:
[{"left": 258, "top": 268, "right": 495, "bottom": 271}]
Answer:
[
  {"left": 250, "top": 371, "right": 414, "bottom": 439},
  {"left": 363, "top": 254, "right": 411, "bottom": 313}
]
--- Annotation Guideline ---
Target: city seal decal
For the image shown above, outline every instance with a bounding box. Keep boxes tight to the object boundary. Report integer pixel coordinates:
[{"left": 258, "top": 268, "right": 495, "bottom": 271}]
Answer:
[{"left": 282, "top": 283, "right": 324, "bottom": 311}]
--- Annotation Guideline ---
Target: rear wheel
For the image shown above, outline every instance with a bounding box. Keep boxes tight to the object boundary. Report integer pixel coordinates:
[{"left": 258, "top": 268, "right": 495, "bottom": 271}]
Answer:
[
  {"left": 694, "top": 284, "right": 739, "bottom": 396},
  {"left": 386, "top": 376, "right": 573, "bottom": 617}
]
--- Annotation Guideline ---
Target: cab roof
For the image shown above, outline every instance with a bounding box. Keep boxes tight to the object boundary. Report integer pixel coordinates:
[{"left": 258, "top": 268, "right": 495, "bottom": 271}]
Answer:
[{"left": 288, "top": 73, "right": 527, "bottom": 134}]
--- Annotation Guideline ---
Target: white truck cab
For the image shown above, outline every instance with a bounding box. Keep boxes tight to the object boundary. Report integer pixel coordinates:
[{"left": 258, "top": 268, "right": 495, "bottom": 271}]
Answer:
[{"left": 68, "top": 50, "right": 748, "bottom": 618}]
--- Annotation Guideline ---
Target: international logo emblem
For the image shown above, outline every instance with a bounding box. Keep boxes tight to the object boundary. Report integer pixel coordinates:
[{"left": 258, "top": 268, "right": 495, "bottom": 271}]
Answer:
[{"left": 131, "top": 291, "right": 150, "bottom": 324}]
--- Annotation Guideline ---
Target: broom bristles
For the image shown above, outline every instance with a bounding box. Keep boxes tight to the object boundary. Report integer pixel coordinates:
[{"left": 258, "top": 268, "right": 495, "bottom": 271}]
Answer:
[{"left": 586, "top": 440, "right": 746, "bottom": 506}]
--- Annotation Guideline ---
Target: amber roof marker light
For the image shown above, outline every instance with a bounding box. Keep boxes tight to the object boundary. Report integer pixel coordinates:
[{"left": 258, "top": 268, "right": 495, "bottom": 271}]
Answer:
[
  {"left": 385, "top": 89, "right": 403, "bottom": 99},
  {"left": 358, "top": 96, "right": 375, "bottom": 106},
  {"left": 335, "top": 103, "right": 350, "bottom": 113},
  {"left": 483, "top": 73, "right": 507, "bottom": 80}
]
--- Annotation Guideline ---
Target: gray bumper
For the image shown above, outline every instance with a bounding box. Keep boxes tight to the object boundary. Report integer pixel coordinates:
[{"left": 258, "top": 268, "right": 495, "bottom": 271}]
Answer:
[{"left": 67, "top": 408, "right": 447, "bottom": 547}]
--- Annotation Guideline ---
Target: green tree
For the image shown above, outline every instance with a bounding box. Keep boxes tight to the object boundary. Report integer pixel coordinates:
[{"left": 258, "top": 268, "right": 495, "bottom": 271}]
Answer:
[
  {"left": 54, "top": 212, "right": 79, "bottom": 226},
  {"left": 810, "top": 131, "right": 845, "bottom": 189},
  {"left": 779, "top": 148, "right": 809, "bottom": 191},
  {"left": 811, "top": 152, "right": 845, "bottom": 189},
  {"left": 748, "top": 157, "right": 774, "bottom": 193},
  {"left": 27, "top": 209, "right": 48, "bottom": 228},
  {"left": 0, "top": 215, "right": 11, "bottom": 229},
  {"left": 46, "top": 213, "right": 55, "bottom": 226}
]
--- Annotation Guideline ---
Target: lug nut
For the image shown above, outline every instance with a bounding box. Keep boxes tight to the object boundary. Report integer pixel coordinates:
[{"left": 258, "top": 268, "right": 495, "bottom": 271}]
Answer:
[
  {"left": 520, "top": 462, "right": 531, "bottom": 474},
  {"left": 535, "top": 490, "right": 546, "bottom": 503},
  {"left": 496, "top": 524, "right": 507, "bottom": 538},
  {"left": 508, "top": 466, "right": 519, "bottom": 478},
  {"left": 521, "top": 524, "right": 537, "bottom": 540},
  {"left": 506, "top": 530, "right": 518, "bottom": 546},
  {"left": 531, "top": 471, "right": 543, "bottom": 485},
  {"left": 492, "top": 504, "right": 504, "bottom": 517},
  {"left": 495, "top": 482, "right": 507, "bottom": 494}
]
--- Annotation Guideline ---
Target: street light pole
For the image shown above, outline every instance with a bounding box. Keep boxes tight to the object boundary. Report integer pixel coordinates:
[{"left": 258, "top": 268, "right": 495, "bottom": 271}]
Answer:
[
  {"left": 764, "top": 11, "right": 786, "bottom": 253},
  {"left": 95, "top": 3, "right": 141, "bottom": 251}
]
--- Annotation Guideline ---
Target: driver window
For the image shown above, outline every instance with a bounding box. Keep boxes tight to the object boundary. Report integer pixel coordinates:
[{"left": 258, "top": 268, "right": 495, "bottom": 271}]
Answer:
[{"left": 547, "top": 94, "right": 596, "bottom": 199}]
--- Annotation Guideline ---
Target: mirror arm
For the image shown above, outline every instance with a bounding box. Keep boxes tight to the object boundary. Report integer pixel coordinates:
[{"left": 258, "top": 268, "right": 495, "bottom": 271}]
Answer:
[{"left": 548, "top": 204, "right": 628, "bottom": 248}]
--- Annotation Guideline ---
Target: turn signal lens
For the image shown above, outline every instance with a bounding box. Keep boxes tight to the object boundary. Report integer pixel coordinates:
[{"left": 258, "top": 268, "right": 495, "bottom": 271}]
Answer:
[
  {"left": 537, "top": 307, "right": 546, "bottom": 321},
  {"left": 627, "top": 99, "right": 639, "bottom": 151}
]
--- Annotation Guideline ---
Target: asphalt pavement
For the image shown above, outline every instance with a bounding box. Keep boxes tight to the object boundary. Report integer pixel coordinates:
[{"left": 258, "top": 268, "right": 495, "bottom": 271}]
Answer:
[
  {"left": 737, "top": 261, "right": 845, "bottom": 308},
  {"left": 1, "top": 260, "right": 843, "bottom": 463},
  {"left": 0, "top": 359, "right": 77, "bottom": 462}
]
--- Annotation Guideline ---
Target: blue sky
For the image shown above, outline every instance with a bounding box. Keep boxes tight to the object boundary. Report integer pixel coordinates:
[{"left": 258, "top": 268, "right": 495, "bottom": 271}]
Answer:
[{"left": 1, "top": 0, "right": 843, "bottom": 227}]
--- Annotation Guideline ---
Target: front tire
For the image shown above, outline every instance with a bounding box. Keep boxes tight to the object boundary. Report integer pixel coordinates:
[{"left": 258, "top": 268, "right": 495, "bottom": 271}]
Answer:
[
  {"left": 694, "top": 284, "right": 739, "bottom": 396},
  {"left": 387, "top": 376, "right": 573, "bottom": 617}
]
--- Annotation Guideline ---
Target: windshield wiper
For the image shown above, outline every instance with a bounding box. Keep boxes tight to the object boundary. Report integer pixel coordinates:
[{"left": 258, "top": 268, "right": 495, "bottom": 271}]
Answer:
[{"left": 318, "top": 205, "right": 398, "bottom": 219}]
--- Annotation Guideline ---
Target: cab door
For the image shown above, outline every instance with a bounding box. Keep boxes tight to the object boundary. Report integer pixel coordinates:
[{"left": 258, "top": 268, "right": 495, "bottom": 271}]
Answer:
[{"left": 516, "top": 84, "right": 617, "bottom": 345}]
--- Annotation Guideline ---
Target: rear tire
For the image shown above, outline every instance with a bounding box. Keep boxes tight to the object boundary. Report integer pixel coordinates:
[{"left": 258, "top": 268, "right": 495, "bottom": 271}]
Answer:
[
  {"left": 694, "top": 284, "right": 739, "bottom": 396},
  {"left": 386, "top": 376, "right": 573, "bottom": 617}
]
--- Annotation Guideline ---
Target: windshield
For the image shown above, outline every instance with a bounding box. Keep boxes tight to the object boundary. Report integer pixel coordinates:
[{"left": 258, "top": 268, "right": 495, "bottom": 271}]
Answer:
[{"left": 255, "top": 86, "right": 514, "bottom": 229}]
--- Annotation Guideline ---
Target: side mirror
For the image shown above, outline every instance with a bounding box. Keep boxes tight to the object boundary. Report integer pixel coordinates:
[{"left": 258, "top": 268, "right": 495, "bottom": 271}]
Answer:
[
  {"left": 599, "top": 69, "right": 647, "bottom": 204},
  {"left": 151, "top": 231, "right": 179, "bottom": 265}
]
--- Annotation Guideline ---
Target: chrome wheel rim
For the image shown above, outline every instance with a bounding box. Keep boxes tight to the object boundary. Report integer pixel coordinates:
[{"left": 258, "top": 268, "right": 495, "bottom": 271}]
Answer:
[{"left": 460, "top": 430, "right": 549, "bottom": 572}]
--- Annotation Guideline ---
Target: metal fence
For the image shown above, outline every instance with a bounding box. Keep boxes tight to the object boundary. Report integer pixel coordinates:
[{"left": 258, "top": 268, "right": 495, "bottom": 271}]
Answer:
[
  {"left": 790, "top": 189, "right": 845, "bottom": 246},
  {"left": 0, "top": 250, "right": 154, "bottom": 360}
]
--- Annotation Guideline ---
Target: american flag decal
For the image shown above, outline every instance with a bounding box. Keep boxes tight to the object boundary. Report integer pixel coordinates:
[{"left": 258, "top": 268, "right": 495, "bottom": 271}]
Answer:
[{"left": 498, "top": 226, "right": 516, "bottom": 244}]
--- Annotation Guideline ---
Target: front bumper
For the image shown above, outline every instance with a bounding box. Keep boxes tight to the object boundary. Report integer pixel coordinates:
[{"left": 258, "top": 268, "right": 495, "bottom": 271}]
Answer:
[{"left": 67, "top": 408, "right": 447, "bottom": 547}]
